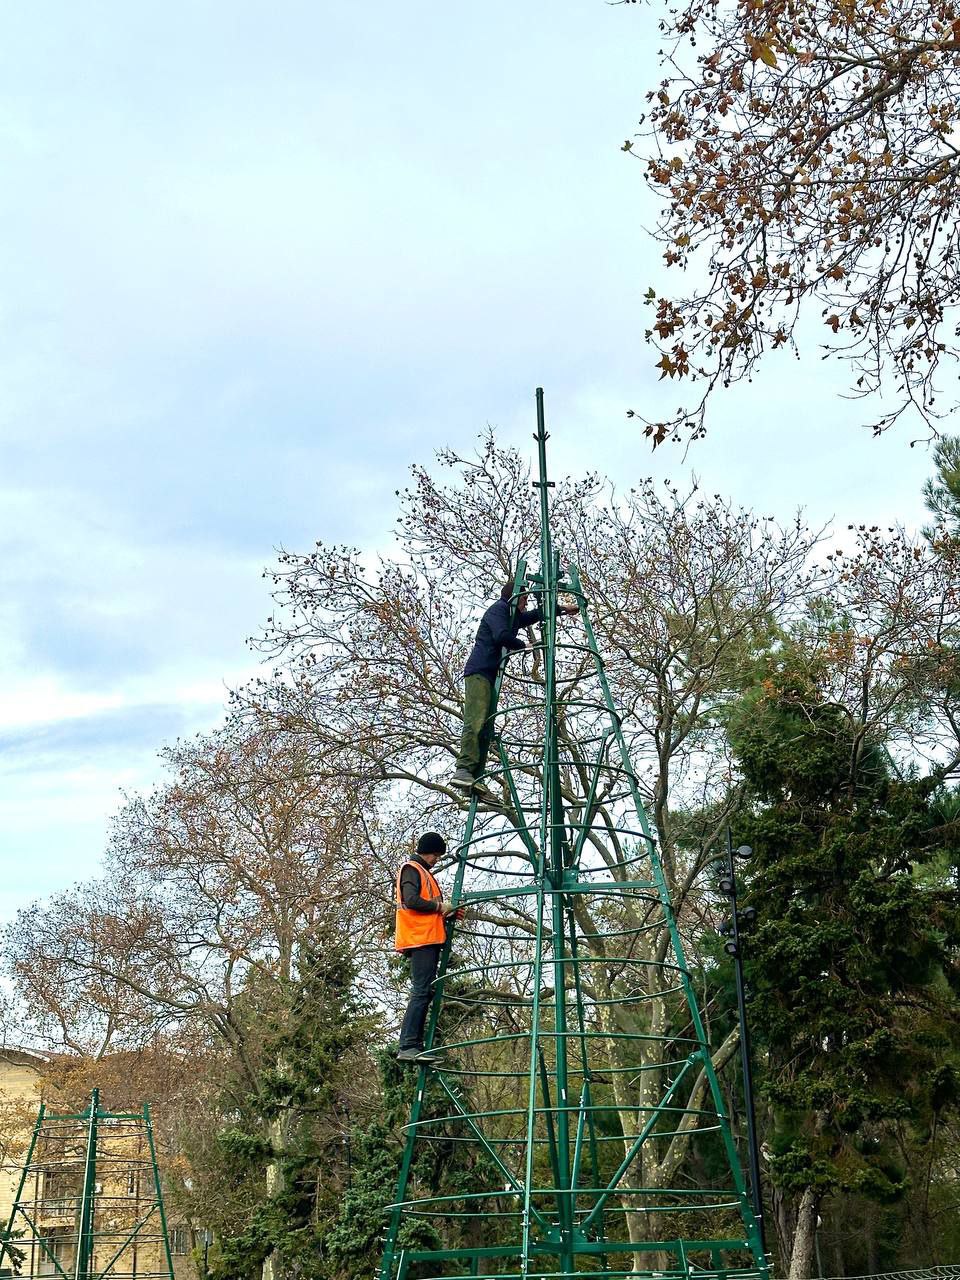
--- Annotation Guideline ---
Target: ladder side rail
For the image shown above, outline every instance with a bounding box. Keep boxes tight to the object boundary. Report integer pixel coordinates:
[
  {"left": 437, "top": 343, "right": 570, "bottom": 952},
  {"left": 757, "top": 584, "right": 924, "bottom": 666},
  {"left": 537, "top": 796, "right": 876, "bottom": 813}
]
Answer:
[
  {"left": 1, "top": 1100, "right": 45, "bottom": 1273},
  {"left": 567, "top": 563, "right": 767, "bottom": 1272},
  {"left": 381, "top": 558, "right": 528, "bottom": 1280},
  {"left": 8, "top": 1207, "right": 70, "bottom": 1280},
  {"left": 143, "top": 1104, "right": 175, "bottom": 1280}
]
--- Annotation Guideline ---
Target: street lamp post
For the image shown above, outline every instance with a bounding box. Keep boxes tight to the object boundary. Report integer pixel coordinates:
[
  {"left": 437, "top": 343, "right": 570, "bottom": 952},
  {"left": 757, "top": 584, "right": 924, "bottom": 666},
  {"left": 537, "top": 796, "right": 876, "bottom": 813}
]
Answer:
[{"left": 720, "top": 829, "right": 767, "bottom": 1258}]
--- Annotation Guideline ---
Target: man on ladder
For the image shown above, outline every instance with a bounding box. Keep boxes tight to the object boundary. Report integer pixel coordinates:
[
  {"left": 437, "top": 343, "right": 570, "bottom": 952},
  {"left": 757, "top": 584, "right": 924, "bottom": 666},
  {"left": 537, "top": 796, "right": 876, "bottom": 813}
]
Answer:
[
  {"left": 395, "top": 832, "right": 461, "bottom": 1064},
  {"left": 450, "top": 580, "right": 577, "bottom": 797}
]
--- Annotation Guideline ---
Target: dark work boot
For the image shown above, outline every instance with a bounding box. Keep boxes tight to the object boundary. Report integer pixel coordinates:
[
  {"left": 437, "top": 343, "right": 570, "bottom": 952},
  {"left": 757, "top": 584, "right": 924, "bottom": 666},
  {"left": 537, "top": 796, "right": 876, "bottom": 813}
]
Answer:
[{"left": 396, "top": 1047, "right": 445, "bottom": 1065}]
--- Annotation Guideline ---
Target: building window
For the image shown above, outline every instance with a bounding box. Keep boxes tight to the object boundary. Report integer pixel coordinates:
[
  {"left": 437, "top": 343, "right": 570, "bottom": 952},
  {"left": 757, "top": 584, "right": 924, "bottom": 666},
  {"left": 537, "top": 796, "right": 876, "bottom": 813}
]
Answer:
[
  {"left": 41, "top": 1173, "right": 79, "bottom": 1219},
  {"left": 169, "top": 1226, "right": 189, "bottom": 1256},
  {"left": 126, "top": 1170, "right": 139, "bottom": 1197},
  {"left": 38, "top": 1234, "right": 68, "bottom": 1276}
]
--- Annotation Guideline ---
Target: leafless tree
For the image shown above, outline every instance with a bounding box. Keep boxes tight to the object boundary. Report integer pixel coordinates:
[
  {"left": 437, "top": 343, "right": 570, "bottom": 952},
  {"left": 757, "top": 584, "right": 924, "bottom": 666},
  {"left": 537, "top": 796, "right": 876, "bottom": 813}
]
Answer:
[{"left": 247, "top": 436, "right": 825, "bottom": 1252}]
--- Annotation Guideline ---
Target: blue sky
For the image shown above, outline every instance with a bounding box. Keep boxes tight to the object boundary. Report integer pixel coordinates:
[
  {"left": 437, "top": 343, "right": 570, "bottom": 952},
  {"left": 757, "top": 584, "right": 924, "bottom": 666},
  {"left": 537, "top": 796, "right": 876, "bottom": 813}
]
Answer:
[{"left": 0, "top": 2, "right": 937, "bottom": 922}]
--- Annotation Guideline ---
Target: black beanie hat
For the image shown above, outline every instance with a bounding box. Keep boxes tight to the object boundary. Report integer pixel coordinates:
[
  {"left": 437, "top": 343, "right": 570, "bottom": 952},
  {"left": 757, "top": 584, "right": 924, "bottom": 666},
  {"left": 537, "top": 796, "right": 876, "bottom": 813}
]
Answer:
[{"left": 416, "top": 832, "right": 447, "bottom": 856}]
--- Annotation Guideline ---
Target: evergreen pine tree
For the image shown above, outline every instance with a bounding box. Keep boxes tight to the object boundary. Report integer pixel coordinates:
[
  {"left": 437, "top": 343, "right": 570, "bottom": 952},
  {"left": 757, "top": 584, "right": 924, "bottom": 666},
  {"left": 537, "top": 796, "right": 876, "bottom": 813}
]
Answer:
[
  {"left": 198, "top": 935, "right": 379, "bottom": 1280},
  {"left": 924, "top": 435, "right": 960, "bottom": 536},
  {"left": 727, "top": 649, "right": 960, "bottom": 1272},
  {"left": 324, "top": 974, "right": 514, "bottom": 1280}
]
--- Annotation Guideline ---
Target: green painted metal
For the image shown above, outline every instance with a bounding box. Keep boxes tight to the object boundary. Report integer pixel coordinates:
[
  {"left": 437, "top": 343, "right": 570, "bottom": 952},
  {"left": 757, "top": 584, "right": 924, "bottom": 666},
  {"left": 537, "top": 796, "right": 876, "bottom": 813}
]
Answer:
[
  {"left": 75, "top": 1087, "right": 99, "bottom": 1280},
  {"left": 1, "top": 1091, "right": 176, "bottom": 1280},
  {"left": 1, "top": 1101, "right": 46, "bottom": 1276},
  {"left": 379, "top": 390, "right": 769, "bottom": 1280},
  {"left": 144, "top": 1105, "right": 176, "bottom": 1280},
  {"left": 377, "top": 561, "right": 530, "bottom": 1280}
]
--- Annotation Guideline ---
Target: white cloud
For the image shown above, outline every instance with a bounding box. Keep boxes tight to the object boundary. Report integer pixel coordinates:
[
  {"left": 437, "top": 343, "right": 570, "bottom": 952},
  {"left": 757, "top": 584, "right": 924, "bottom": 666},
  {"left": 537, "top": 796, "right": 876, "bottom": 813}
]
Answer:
[{"left": 0, "top": 680, "right": 126, "bottom": 732}]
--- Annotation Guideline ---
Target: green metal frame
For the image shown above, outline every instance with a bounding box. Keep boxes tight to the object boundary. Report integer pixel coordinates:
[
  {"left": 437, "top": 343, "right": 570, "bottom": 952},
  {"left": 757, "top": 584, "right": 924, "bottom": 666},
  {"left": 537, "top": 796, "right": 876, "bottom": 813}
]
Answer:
[
  {"left": 379, "top": 389, "right": 768, "bottom": 1280},
  {"left": 1, "top": 1091, "right": 176, "bottom": 1280}
]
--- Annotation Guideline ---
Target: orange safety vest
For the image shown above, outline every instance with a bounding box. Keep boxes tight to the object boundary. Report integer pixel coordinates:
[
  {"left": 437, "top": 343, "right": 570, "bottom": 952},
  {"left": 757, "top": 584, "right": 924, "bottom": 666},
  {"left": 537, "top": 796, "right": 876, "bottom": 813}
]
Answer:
[{"left": 395, "top": 860, "right": 446, "bottom": 951}]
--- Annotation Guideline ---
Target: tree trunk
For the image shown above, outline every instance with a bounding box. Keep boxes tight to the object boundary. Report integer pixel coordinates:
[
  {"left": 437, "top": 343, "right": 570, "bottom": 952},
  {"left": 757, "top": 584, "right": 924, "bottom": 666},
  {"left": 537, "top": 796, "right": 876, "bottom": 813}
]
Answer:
[
  {"left": 598, "top": 981, "right": 666, "bottom": 1275},
  {"left": 623, "top": 1196, "right": 675, "bottom": 1275},
  {"left": 866, "top": 1213, "right": 878, "bottom": 1276},
  {"left": 788, "top": 1187, "right": 820, "bottom": 1280},
  {"left": 262, "top": 1114, "right": 285, "bottom": 1280},
  {"left": 832, "top": 1235, "right": 844, "bottom": 1278},
  {"left": 771, "top": 1184, "right": 795, "bottom": 1274}
]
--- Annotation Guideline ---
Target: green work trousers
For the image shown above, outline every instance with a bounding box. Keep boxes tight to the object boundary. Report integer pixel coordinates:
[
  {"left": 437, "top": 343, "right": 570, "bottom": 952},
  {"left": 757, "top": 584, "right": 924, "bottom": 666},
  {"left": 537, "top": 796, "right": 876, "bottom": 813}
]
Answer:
[{"left": 455, "top": 674, "right": 494, "bottom": 778}]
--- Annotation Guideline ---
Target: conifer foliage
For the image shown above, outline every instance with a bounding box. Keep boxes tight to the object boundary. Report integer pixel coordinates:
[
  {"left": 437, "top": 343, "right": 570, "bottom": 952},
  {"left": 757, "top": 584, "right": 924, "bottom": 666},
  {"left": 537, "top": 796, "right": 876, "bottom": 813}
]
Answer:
[
  {"left": 193, "top": 937, "right": 378, "bottom": 1280},
  {"left": 727, "top": 649, "right": 960, "bottom": 1273}
]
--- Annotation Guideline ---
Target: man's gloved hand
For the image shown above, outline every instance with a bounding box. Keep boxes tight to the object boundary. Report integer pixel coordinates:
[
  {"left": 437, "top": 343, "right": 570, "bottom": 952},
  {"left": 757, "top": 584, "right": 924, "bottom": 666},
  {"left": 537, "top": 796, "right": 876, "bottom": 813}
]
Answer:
[{"left": 438, "top": 900, "right": 457, "bottom": 916}]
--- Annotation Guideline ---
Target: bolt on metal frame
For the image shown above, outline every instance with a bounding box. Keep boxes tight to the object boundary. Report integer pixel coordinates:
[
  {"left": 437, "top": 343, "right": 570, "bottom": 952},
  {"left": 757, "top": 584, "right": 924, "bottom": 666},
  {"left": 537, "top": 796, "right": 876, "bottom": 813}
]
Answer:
[
  {"left": 1, "top": 1089, "right": 176, "bottom": 1280},
  {"left": 379, "top": 390, "right": 769, "bottom": 1280}
]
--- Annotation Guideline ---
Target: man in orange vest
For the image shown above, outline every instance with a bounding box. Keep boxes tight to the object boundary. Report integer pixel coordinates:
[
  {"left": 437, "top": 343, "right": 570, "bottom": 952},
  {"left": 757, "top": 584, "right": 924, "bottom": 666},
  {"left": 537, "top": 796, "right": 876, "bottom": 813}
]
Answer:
[{"left": 395, "top": 831, "right": 460, "bottom": 1064}]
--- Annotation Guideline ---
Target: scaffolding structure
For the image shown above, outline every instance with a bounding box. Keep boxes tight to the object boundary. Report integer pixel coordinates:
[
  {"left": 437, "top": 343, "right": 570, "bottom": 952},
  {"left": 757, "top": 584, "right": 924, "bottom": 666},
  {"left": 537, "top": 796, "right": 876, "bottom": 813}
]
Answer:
[
  {"left": 380, "top": 390, "right": 769, "bottom": 1280},
  {"left": 1, "top": 1090, "right": 175, "bottom": 1280}
]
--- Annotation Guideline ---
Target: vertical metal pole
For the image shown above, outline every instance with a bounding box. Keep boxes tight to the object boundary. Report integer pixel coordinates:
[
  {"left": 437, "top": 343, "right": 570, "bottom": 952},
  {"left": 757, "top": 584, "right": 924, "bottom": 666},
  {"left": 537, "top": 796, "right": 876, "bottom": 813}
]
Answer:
[
  {"left": 31, "top": 1158, "right": 40, "bottom": 1280},
  {"left": 74, "top": 1091, "right": 98, "bottom": 1280},
  {"left": 534, "top": 388, "right": 573, "bottom": 1273},
  {"left": 131, "top": 1126, "right": 142, "bottom": 1280},
  {"left": 144, "top": 1104, "right": 175, "bottom": 1280},
  {"left": 725, "top": 830, "right": 767, "bottom": 1257},
  {"left": 381, "top": 559, "right": 528, "bottom": 1280}
]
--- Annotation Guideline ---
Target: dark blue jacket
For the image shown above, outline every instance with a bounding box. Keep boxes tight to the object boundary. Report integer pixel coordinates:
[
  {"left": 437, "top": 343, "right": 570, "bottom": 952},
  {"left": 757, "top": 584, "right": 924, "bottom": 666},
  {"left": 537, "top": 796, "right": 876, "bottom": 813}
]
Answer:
[{"left": 463, "top": 599, "right": 544, "bottom": 681}]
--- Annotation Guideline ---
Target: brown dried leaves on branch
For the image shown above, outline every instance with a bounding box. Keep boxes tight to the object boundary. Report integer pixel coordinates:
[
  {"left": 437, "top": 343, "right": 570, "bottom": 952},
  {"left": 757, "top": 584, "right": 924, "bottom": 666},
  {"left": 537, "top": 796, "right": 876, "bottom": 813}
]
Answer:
[{"left": 631, "top": 0, "right": 960, "bottom": 444}]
